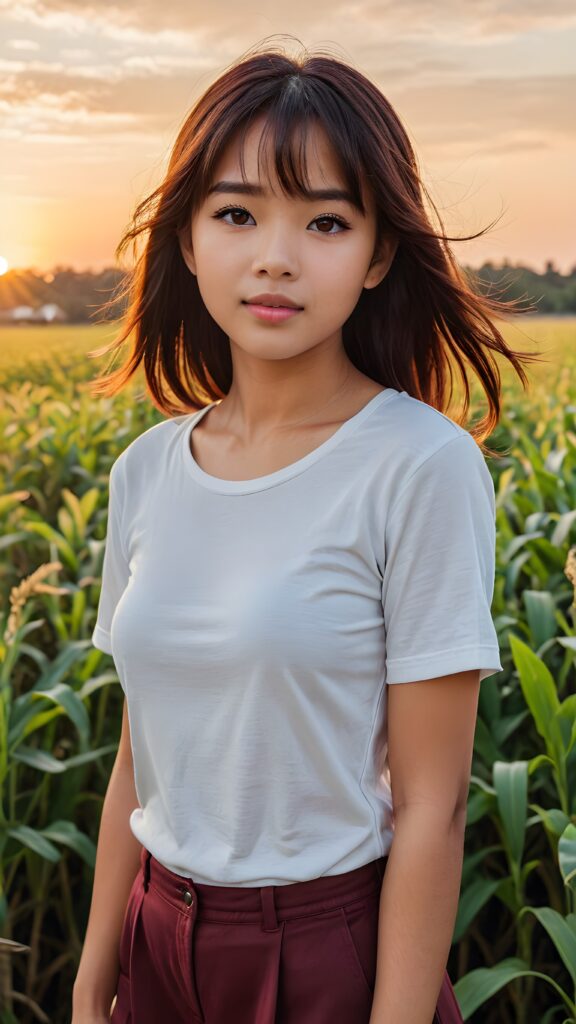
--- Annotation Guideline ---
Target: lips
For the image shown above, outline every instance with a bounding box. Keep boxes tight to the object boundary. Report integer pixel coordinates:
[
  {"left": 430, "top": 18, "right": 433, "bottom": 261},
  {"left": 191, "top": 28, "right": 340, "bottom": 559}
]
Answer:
[
  {"left": 243, "top": 294, "right": 303, "bottom": 309},
  {"left": 243, "top": 302, "right": 303, "bottom": 323}
]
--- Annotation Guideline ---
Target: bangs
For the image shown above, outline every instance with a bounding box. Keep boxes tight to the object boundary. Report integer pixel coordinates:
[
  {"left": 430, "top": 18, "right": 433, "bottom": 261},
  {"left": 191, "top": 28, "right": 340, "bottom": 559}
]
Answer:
[{"left": 196, "top": 91, "right": 369, "bottom": 217}]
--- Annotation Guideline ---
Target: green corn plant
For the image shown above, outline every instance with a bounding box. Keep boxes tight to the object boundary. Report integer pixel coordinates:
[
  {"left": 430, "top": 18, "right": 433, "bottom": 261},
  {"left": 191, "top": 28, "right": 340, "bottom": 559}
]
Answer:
[
  {"left": 0, "top": 546, "right": 121, "bottom": 1019},
  {"left": 452, "top": 633, "right": 576, "bottom": 1023},
  {"left": 1, "top": 318, "right": 575, "bottom": 1022}
]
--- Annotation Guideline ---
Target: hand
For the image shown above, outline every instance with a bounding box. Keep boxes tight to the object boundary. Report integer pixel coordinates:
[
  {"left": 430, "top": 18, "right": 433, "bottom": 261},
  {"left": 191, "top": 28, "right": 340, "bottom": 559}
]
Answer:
[
  {"left": 71, "top": 981, "right": 115, "bottom": 1022},
  {"left": 70, "top": 996, "right": 114, "bottom": 1024}
]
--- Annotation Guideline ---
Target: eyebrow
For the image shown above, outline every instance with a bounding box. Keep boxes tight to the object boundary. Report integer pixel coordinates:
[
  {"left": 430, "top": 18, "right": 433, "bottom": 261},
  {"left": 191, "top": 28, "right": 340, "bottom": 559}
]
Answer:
[{"left": 207, "top": 180, "right": 357, "bottom": 205}]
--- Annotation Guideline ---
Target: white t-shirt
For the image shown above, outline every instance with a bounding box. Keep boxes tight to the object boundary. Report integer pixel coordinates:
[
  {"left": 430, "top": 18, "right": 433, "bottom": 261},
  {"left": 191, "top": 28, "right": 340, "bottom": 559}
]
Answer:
[{"left": 92, "top": 387, "right": 502, "bottom": 886}]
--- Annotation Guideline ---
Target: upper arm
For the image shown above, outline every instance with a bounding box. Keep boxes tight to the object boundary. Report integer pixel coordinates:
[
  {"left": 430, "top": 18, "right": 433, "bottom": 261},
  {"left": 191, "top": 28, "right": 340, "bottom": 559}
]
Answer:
[
  {"left": 116, "top": 697, "right": 134, "bottom": 771},
  {"left": 382, "top": 432, "right": 502, "bottom": 686},
  {"left": 92, "top": 456, "right": 131, "bottom": 658},
  {"left": 387, "top": 669, "right": 481, "bottom": 821}
]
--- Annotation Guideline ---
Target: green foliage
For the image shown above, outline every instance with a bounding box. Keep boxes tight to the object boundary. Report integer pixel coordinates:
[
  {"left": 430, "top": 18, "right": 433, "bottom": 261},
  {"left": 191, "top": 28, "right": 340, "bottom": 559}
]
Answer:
[
  {"left": 0, "top": 319, "right": 575, "bottom": 1023},
  {"left": 451, "top": 325, "right": 576, "bottom": 1022}
]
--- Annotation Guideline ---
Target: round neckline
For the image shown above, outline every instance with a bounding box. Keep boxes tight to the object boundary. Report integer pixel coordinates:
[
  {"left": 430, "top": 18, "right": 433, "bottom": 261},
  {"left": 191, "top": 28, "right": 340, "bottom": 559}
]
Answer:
[{"left": 180, "top": 389, "right": 398, "bottom": 494}]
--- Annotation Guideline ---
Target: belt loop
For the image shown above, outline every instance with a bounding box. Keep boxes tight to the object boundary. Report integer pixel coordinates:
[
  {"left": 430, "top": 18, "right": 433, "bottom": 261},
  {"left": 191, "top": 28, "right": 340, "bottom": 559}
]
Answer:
[
  {"left": 143, "top": 850, "right": 152, "bottom": 892},
  {"left": 260, "top": 885, "right": 280, "bottom": 932}
]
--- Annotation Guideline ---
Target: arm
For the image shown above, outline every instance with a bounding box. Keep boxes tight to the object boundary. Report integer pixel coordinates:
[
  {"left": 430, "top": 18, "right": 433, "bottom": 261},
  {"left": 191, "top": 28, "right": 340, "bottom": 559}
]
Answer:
[
  {"left": 72, "top": 699, "right": 143, "bottom": 1019},
  {"left": 369, "top": 668, "right": 481, "bottom": 1024}
]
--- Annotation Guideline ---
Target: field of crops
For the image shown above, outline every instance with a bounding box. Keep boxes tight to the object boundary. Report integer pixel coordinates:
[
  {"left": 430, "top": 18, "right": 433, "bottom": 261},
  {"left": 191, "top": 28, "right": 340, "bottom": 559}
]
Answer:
[{"left": 0, "top": 316, "right": 575, "bottom": 1024}]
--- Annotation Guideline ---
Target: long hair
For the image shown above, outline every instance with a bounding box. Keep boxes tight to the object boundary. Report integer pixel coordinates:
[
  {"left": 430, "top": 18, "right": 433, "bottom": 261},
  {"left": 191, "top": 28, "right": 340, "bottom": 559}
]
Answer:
[{"left": 88, "top": 39, "right": 544, "bottom": 453}]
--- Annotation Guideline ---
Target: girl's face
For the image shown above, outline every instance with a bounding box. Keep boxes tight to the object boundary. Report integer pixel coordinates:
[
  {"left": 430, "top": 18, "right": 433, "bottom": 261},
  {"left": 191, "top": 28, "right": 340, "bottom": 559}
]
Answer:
[{"left": 178, "top": 115, "right": 396, "bottom": 363}]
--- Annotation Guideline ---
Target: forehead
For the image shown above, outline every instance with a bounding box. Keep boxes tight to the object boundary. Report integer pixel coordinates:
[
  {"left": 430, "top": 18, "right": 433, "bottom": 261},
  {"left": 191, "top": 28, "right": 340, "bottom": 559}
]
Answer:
[{"left": 211, "top": 114, "right": 348, "bottom": 195}]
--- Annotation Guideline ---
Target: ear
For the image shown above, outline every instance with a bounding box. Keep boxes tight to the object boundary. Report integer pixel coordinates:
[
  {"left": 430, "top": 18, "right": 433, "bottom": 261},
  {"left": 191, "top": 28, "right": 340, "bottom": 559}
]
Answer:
[
  {"left": 177, "top": 223, "right": 197, "bottom": 276},
  {"left": 363, "top": 235, "right": 398, "bottom": 290}
]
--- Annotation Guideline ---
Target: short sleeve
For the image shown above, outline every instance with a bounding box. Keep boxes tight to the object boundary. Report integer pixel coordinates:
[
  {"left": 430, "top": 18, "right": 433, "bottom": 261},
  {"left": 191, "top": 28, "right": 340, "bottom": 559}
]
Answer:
[
  {"left": 382, "top": 432, "right": 503, "bottom": 684},
  {"left": 91, "top": 457, "right": 130, "bottom": 655}
]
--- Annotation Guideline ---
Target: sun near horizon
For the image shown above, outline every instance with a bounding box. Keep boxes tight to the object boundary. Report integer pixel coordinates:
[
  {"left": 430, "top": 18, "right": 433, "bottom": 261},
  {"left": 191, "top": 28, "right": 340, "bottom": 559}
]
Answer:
[{"left": 0, "top": 257, "right": 9, "bottom": 276}]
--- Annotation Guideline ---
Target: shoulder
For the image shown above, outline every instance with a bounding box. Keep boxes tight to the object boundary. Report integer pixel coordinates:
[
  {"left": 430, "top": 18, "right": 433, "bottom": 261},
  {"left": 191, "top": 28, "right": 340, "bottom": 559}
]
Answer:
[
  {"left": 383, "top": 389, "right": 468, "bottom": 448},
  {"left": 368, "top": 391, "right": 492, "bottom": 507},
  {"left": 375, "top": 389, "right": 482, "bottom": 465},
  {"left": 108, "top": 414, "right": 190, "bottom": 484}
]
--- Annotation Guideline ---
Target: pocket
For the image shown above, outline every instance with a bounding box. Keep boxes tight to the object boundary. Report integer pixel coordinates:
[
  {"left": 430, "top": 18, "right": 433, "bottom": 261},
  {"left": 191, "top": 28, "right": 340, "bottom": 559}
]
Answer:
[
  {"left": 110, "top": 971, "right": 132, "bottom": 1023},
  {"left": 118, "top": 869, "right": 145, "bottom": 979},
  {"left": 176, "top": 907, "right": 208, "bottom": 1022},
  {"left": 339, "top": 895, "right": 380, "bottom": 997}
]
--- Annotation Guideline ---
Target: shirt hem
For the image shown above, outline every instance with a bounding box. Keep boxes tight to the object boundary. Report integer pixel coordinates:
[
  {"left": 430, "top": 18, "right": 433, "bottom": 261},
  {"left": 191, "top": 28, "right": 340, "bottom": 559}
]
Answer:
[
  {"left": 92, "top": 624, "right": 113, "bottom": 654},
  {"left": 386, "top": 645, "right": 503, "bottom": 683}
]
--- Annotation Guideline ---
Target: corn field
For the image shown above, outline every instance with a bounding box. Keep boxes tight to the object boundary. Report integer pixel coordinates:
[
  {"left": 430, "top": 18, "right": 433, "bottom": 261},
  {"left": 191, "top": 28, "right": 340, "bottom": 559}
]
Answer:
[{"left": 0, "top": 317, "right": 575, "bottom": 1024}]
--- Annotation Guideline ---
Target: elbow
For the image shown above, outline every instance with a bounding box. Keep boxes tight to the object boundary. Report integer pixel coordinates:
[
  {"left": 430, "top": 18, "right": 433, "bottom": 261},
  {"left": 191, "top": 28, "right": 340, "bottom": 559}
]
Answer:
[{"left": 393, "top": 799, "right": 468, "bottom": 836}]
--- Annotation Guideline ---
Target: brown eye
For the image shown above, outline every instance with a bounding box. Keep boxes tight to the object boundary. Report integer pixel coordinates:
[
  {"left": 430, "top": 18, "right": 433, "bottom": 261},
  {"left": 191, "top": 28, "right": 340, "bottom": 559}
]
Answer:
[
  {"left": 229, "top": 209, "right": 250, "bottom": 225},
  {"left": 315, "top": 216, "right": 338, "bottom": 233},
  {"left": 213, "top": 206, "right": 253, "bottom": 226},
  {"left": 311, "top": 214, "right": 350, "bottom": 234}
]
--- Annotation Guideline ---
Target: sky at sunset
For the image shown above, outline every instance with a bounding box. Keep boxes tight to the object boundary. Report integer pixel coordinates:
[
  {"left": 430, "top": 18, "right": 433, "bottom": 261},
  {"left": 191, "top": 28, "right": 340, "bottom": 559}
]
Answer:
[{"left": 0, "top": 0, "right": 575, "bottom": 276}]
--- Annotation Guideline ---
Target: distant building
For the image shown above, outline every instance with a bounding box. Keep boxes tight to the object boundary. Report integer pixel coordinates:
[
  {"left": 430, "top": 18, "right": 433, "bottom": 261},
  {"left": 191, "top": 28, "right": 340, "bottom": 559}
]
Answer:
[
  {"left": 9, "top": 305, "right": 36, "bottom": 322},
  {"left": 38, "top": 303, "right": 67, "bottom": 322},
  {"left": 0, "top": 303, "right": 68, "bottom": 323}
]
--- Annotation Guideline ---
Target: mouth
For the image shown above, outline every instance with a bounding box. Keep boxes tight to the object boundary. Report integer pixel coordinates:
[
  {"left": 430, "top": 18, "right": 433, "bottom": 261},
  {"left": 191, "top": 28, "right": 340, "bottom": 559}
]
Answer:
[
  {"left": 242, "top": 301, "right": 304, "bottom": 310},
  {"left": 241, "top": 301, "right": 304, "bottom": 323}
]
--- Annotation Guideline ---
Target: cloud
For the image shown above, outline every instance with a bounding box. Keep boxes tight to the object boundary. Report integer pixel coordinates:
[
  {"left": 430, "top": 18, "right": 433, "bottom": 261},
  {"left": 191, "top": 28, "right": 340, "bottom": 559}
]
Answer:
[
  {"left": 1, "top": 0, "right": 246, "bottom": 49},
  {"left": 3, "top": 0, "right": 300, "bottom": 36},
  {"left": 0, "top": 37, "right": 573, "bottom": 149},
  {"left": 0, "top": 0, "right": 573, "bottom": 156},
  {"left": 59, "top": 47, "right": 92, "bottom": 58},
  {"left": 3, "top": 0, "right": 576, "bottom": 41},
  {"left": 6, "top": 37, "right": 41, "bottom": 49},
  {"left": 0, "top": 56, "right": 213, "bottom": 140},
  {"left": 344, "top": 0, "right": 576, "bottom": 38},
  {"left": 395, "top": 73, "right": 576, "bottom": 149}
]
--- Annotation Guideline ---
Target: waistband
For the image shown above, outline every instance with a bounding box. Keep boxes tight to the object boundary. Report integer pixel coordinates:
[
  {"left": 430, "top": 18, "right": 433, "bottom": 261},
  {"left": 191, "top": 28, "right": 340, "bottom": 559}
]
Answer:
[{"left": 138, "top": 845, "right": 388, "bottom": 930}]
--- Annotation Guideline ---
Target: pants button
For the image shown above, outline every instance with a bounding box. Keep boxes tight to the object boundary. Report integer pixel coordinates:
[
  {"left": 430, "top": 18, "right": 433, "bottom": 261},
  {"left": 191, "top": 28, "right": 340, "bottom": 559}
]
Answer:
[{"left": 182, "top": 889, "right": 194, "bottom": 906}]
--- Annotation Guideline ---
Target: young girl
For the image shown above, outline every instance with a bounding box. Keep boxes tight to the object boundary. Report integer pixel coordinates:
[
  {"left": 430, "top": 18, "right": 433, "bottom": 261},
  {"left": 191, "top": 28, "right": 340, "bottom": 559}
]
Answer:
[{"left": 72, "top": 41, "right": 539, "bottom": 1024}]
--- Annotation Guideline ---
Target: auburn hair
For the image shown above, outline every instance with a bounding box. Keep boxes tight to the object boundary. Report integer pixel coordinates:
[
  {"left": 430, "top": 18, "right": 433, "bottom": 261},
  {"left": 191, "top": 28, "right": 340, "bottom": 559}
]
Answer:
[{"left": 88, "top": 38, "right": 544, "bottom": 454}]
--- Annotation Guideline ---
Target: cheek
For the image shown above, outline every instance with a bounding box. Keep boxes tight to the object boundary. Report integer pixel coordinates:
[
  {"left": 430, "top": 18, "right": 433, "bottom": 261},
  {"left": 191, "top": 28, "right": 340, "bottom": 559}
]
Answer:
[
  {"left": 311, "top": 236, "right": 370, "bottom": 284},
  {"left": 310, "top": 250, "right": 368, "bottom": 313},
  {"left": 193, "top": 237, "right": 238, "bottom": 296},
  {"left": 193, "top": 252, "right": 244, "bottom": 330},
  {"left": 193, "top": 224, "right": 238, "bottom": 272}
]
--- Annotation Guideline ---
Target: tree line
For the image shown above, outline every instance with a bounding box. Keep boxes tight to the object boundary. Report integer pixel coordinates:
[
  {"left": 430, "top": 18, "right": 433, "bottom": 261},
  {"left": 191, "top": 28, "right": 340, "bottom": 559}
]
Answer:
[{"left": 0, "top": 259, "right": 575, "bottom": 323}]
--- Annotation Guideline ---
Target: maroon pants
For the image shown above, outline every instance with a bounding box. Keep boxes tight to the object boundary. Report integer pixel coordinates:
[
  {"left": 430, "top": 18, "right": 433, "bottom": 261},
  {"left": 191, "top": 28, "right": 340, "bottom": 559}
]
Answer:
[{"left": 111, "top": 844, "right": 464, "bottom": 1023}]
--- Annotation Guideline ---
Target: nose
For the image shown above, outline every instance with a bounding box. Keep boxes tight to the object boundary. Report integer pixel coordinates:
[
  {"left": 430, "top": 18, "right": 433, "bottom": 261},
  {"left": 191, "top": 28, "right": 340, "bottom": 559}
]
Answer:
[{"left": 251, "top": 223, "right": 299, "bottom": 278}]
